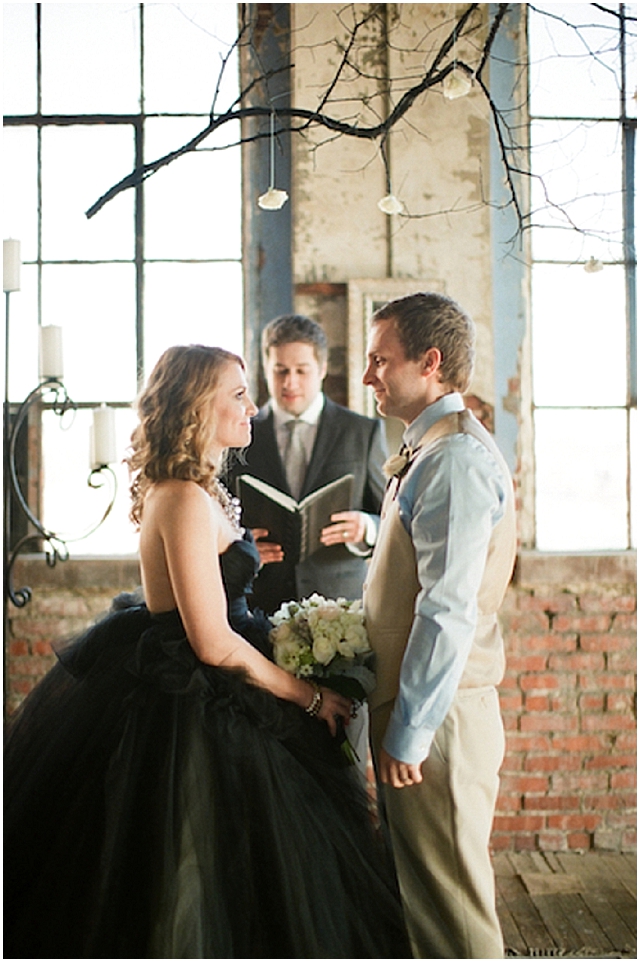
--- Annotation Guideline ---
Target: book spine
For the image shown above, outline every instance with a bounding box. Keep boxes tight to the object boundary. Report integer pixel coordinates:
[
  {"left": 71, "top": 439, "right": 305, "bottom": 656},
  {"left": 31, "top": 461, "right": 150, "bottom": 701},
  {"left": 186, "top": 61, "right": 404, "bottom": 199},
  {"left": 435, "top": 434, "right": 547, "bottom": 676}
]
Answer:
[{"left": 299, "top": 510, "right": 309, "bottom": 563}]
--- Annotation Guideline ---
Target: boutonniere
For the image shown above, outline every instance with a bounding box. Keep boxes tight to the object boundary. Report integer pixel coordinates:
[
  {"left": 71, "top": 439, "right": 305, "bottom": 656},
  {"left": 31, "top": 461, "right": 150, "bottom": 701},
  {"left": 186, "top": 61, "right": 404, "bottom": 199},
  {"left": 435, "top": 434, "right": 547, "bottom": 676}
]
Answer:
[
  {"left": 383, "top": 452, "right": 410, "bottom": 479},
  {"left": 383, "top": 445, "right": 422, "bottom": 484}
]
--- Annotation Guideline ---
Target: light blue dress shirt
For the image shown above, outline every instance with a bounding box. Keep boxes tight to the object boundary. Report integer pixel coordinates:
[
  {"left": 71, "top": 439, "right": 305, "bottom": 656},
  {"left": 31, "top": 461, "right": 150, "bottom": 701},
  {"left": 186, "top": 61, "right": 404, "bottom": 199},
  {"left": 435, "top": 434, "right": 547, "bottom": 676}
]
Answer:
[{"left": 383, "top": 393, "right": 511, "bottom": 765}]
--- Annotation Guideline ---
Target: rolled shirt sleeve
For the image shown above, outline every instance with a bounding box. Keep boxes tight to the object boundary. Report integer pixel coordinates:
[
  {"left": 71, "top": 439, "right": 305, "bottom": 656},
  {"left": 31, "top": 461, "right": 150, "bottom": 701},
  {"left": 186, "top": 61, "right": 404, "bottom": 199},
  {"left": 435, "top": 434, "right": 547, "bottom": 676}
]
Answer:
[{"left": 382, "top": 432, "right": 509, "bottom": 765}]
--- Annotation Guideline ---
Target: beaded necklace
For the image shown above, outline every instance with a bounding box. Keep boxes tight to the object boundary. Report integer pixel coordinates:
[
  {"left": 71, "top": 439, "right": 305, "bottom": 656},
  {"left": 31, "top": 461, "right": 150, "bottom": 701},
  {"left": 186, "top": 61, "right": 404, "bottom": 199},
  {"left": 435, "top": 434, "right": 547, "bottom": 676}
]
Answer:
[{"left": 211, "top": 478, "right": 243, "bottom": 533}]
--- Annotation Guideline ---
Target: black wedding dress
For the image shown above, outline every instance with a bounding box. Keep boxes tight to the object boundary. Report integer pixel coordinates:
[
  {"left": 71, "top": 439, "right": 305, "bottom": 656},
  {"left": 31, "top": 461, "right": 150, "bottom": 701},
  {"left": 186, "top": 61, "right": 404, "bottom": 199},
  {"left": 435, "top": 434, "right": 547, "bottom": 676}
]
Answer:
[{"left": 4, "top": 535, "right": 410, "bottom": 959}]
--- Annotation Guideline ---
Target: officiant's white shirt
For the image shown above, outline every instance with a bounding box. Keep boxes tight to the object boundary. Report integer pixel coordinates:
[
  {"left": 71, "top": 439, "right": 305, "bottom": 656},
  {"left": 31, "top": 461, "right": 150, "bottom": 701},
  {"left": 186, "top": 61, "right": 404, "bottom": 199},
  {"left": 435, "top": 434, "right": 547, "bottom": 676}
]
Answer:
[{"left": 271, "top": 392, "right": 324, "bottom": 467}]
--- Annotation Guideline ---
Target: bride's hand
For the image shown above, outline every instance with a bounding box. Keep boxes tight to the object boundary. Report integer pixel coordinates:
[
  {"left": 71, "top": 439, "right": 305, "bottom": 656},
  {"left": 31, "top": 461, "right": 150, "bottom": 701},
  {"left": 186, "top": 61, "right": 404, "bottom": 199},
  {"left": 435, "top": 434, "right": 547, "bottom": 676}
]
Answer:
[{"left": 313, "top": 686, "right": 353, "bottom": 737}]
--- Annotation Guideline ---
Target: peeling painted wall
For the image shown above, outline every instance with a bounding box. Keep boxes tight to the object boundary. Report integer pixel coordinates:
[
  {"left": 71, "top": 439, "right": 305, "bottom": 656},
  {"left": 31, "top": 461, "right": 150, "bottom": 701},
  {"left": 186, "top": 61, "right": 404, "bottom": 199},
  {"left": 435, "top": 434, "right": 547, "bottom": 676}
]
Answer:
[{"left": 289, "top": 3, "right": 508, "bottom": 409}]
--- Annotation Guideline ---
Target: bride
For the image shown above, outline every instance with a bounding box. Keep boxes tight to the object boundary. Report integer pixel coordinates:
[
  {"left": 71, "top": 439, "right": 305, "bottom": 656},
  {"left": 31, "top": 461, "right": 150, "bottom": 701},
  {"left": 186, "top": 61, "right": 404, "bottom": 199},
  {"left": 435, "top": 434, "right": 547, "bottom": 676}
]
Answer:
[{"left": 4, "top": 344, "right": 410, "bottom": 959}]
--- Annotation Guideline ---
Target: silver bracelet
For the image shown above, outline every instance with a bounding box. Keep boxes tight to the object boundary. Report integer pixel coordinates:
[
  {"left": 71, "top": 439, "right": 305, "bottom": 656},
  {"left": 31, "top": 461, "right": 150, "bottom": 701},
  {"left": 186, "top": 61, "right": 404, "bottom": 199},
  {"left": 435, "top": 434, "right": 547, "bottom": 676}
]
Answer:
[{"left": 305, "top": 682, "right": 323, "bottom": 717}]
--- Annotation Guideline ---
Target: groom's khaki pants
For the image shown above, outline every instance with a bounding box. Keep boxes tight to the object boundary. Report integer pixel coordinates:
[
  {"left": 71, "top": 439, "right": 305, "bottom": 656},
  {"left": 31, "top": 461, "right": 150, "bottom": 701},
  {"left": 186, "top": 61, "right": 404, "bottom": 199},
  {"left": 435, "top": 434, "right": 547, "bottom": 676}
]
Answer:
[{"left": 371, "top": 686, "right": 505, "bottom": 959}]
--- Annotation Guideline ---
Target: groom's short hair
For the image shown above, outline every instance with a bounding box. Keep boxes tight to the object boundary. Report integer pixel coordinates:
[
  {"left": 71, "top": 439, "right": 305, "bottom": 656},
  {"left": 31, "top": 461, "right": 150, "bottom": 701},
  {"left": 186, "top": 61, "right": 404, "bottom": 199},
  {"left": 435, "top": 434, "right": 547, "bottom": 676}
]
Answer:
[{"left": 371, "top": 292, "right": 475, "bottom": 393}]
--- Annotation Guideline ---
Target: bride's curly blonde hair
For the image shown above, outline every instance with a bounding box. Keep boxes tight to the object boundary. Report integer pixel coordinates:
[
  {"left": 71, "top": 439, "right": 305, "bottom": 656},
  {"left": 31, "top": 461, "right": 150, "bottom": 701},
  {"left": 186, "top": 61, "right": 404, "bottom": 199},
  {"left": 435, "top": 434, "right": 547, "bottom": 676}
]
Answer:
[{"left": 127, "top": 344, "right": 244, "bottom": 526}]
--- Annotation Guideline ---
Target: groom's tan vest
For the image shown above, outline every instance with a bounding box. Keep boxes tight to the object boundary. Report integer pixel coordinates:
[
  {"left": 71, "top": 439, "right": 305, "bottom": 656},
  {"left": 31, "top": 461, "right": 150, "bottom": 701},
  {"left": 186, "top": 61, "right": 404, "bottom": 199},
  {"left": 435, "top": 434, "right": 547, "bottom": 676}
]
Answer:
[{"left": 363, "top": 409, "right": 516, "bottom": 713}]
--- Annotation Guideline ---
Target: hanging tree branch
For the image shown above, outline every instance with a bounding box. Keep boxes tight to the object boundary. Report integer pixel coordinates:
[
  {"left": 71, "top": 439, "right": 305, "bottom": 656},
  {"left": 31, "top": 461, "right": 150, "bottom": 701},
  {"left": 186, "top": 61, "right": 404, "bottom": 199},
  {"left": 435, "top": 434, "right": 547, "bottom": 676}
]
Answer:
[
  {"left": 85, "top": 3, "right": 517, "bottom": 220},
  {"left": 84, "top": 1, "right": 632, "bottom": 242}
]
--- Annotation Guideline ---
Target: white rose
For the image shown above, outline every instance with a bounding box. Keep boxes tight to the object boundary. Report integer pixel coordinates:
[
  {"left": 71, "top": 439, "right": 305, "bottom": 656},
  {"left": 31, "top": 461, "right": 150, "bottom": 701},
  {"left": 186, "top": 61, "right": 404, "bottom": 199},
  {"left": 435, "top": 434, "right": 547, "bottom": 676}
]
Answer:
[
  {"left": 337, "top": 639, "right": 357, "bottom": 659},
  {"left": 274, "top": 622, "right": 300, "bottom": 645},
  {"left": 345, "top": 625, "right": 370, "bottom": 652},
  {"left": 312, "top": 634, "right": 338, "bottom": 666},
  {"left": 320, "top": 605, "right": 341, "bottom": 621}
]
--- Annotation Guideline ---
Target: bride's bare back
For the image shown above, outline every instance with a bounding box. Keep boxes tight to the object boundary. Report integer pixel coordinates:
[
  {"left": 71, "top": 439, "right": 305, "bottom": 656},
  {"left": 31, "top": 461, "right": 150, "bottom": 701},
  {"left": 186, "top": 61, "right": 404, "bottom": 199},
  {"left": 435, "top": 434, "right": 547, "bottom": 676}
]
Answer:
[{"left": 139, "top": 479, "right": 237, "bottom": 616}]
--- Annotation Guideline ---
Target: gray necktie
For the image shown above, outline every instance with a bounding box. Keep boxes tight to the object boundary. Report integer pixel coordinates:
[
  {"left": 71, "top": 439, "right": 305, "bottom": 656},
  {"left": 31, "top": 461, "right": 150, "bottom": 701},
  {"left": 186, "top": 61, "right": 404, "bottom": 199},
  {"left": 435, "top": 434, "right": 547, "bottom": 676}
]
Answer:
[{"left": 284, "top": 419, "right": 307, "bottom": 501}]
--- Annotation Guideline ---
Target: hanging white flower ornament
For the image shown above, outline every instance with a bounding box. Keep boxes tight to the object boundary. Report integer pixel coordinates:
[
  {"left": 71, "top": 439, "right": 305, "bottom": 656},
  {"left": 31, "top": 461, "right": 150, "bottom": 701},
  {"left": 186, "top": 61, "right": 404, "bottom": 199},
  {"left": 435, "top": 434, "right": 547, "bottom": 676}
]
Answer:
[
  {"left": 258, "top": 108, "right": 289, "bottom": 211},
  {"left": 258, "top": 187, "right": 289, "bottom": 210},
  {"left": 377, "top": 194, "right": 404, "bottom": 215},
  {"left": 584, "top": 256, "right": 604, "bottom": 274},
  {"left": 443, "top": 66, "right": 473, "bottom": 100}
]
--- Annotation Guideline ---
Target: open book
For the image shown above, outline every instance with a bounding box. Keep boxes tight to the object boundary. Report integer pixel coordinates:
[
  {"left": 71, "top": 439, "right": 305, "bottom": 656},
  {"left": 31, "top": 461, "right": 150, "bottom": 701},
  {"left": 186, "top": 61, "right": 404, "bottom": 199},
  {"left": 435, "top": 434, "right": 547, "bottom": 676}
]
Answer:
[{"left": 236, "top": 473, "right": 355, "bottom": 564}]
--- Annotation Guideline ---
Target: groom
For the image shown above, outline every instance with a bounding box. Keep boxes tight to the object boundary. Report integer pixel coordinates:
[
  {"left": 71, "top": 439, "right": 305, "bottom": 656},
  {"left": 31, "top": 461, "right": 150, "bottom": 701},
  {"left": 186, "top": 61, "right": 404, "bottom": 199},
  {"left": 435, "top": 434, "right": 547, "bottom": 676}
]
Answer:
[{"left": 362, "top": 292, "right": 516, "bottom": 959}]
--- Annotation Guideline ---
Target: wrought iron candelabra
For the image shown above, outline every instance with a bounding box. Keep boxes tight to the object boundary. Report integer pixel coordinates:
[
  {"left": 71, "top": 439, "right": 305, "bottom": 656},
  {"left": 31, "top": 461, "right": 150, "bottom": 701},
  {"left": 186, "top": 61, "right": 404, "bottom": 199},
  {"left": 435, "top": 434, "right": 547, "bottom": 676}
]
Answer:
[
  {"left": 3, "top": 270, "right": 117, "bottom": 611},
  {"left": 4, "top": 376, "right": 117, "bottom": 608}
]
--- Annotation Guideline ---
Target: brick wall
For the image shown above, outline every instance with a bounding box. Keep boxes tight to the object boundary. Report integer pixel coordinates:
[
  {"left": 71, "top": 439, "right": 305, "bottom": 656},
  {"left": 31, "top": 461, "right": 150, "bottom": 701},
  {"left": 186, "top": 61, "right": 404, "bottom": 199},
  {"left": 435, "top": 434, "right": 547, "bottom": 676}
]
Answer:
[
  {"left": 6, "top": 557, "right": 140, "bottom": 716},
  {"left": 5, "top": 552, "right": 636, "bottom": 852},
  {"left": 495, "top": 551, "right": 636, "bottom": 853}
]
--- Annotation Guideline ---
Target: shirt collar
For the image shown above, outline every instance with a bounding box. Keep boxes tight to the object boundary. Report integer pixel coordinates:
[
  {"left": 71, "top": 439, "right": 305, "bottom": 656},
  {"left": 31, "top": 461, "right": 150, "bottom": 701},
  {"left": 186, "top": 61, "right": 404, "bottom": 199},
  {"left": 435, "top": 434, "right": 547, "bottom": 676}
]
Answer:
[
  {"left": 403, "top": 392, "right": 465, "bottom": 449},
  {"left": 271, "top": 392, "right": 325, "bottom": 428}
]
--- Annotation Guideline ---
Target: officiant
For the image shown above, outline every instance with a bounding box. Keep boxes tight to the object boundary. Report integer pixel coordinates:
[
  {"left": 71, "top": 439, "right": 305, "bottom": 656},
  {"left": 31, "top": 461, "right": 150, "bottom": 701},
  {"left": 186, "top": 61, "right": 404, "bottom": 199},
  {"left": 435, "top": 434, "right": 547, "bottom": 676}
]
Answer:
[{"left": 226, "top": 313, "right": 387, "bottom": 617}]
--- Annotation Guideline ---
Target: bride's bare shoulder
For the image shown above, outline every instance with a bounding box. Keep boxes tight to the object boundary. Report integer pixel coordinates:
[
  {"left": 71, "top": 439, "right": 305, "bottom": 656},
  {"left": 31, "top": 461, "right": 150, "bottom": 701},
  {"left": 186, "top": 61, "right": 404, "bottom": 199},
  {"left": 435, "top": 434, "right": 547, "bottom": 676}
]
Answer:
[{"left": 144, "top": 479, "right": 211, "bottom": 518}]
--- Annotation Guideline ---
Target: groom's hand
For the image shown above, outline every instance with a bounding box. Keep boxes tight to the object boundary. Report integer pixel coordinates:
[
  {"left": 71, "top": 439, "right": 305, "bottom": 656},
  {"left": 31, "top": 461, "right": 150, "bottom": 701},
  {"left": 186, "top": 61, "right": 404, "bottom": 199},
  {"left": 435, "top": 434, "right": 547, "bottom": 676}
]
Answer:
[{"left": 379, "top": 747, "right": 423, "bottom": 789}]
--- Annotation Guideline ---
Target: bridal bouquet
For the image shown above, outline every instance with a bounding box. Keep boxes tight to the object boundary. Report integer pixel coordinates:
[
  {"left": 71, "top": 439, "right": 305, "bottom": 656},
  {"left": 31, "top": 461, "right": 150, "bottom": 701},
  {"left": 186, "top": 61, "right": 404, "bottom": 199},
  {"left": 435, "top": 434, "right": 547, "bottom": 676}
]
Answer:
[{"left": 269, "top": 593, "right": 376, "bottom": 704}]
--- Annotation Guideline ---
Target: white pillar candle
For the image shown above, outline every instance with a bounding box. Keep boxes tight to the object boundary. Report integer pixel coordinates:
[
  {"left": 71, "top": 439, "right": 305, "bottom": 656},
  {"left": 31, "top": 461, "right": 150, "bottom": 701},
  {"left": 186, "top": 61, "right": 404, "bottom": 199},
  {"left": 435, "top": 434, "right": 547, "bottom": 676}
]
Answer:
[
  {"left": 91, "top": 405, "right": 117, "bottom": 466},
  {"left": 3, "top": 238, "right": 21, "bottom": 292},
  {"left": 39, "top": 325, "right": 64, "bottom": 379}
]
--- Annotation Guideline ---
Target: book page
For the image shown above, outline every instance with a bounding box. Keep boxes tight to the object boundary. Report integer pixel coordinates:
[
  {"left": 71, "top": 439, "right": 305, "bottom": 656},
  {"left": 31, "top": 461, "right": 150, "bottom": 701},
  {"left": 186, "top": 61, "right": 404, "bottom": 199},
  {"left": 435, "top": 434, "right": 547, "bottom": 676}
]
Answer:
[{"left": 237, "top": 473, "right": 356, "bottom": 562}]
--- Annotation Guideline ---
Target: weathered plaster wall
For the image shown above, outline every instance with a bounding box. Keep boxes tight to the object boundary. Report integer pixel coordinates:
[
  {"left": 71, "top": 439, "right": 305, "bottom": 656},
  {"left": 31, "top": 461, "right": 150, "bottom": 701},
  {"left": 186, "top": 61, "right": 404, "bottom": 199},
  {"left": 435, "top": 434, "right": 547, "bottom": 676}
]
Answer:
[{"left": 290, "top": 3, "right": 498, "bottom": 405}]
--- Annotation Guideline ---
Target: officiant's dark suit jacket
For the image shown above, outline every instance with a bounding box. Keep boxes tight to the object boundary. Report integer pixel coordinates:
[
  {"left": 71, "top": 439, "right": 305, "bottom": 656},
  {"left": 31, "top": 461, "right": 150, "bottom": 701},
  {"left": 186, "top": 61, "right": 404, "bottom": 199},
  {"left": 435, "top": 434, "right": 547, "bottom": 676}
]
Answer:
[{"left": 227, "top": 397, "right": 387, "bottom": 615}]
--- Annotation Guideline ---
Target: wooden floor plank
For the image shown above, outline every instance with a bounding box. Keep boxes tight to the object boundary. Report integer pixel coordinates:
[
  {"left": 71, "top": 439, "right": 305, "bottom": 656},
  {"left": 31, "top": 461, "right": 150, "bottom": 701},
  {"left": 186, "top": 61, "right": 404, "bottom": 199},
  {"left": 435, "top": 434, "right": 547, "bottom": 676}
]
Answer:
[
  {"left": 556, "top": 853, "right": 637, "bottom": 910},
  {"left": 496, "top": 871, "right": 556, "bottom": 952},
  {"left": 496, "top": 889, "right": 528, "bottom": 957},
  {"left": 556, "top": 892, "right": 616, "bottom": 955},
  {"left": 577, "top": 885, "right": 636, "bottom": 954},
  {"left": 555, "top": 852, "right": 637, "bottom": 951},
  {"left": 527, "top": 893, "right": 592, "bottom": 953},
  {"left": 601, "top": 853, "right": 637, "bottom": 898},
  {"left": 494, "top": 851, "right": 636, "bottom": 958}
]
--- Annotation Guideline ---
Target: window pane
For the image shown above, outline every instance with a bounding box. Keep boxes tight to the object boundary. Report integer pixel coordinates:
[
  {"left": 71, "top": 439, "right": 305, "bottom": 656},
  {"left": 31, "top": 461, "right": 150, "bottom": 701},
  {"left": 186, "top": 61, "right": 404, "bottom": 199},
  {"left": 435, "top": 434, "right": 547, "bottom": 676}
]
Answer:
[
  {"left": 42, "top": 406, "right": 139, "bottom": 557},
  {"left": 42, "top": 264, "right": 137, "bottom": 402},
  {"left": 625, "top": 18, "right": 637, "bottom": 118},
  {"left": 535, "top": 408, "right": 629, "bottom": 550},
  {"left": 143, "top": 3, "right": 239, "bottom": 114},
  {"left": 3, "top": 3, "right": 37, "bottom": 114},
  {"left": 42, "top": 125, "right": 135, "bottom": 261},
  {"left": 532, "top": 263, "right": 627, "bottom": 407},
  {"left": 2, "top": 127, "right": 38, "bottom": 262},
  {"left": 144, "top": 262, "right": 243, "bottom": 376},
  {"left": 145, "top": 117, "right": 241, "bottom": 260},
  {"left": 5, "top": 3, "right": 244, "bottom": 558},
  {"left": 529, "top": 4, "right": 623, "bottom": 119},
  {"left": 530, "top": 120, "right": 624, "bottom": 262},
  {"left": 6, "top": 264, "right": 39, "bottom": 401},
  {"left": 41, "top": 3, "right": 140, "bottom": 114}
]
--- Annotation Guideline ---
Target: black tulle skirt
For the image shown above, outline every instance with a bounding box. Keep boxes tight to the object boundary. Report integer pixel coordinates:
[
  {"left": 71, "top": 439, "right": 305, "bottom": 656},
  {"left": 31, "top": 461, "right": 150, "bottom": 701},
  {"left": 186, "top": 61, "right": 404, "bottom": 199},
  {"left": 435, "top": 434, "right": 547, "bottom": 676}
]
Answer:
[{"left": 4, "top": 604, "right": 410, "bottom": 959}]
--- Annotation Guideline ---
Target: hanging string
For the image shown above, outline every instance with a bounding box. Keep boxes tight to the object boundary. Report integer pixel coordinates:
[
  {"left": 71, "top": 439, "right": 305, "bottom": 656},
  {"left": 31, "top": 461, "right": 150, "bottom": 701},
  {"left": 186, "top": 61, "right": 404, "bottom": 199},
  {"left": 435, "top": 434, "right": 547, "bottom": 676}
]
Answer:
[
  {"left": 269, "top": 108, "right": 276, "bottom": 189},
  {"left": 257, "top": 107, "right": 288, "bottom": 209}
]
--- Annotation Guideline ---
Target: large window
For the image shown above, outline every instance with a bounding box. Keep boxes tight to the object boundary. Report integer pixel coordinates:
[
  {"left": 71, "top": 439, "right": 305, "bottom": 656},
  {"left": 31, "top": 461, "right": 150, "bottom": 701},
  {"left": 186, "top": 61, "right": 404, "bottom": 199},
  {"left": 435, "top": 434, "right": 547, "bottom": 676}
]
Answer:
[
  {"left": 3, "top": 3, "right": 243, "bottom": 555},
  {"left": 528, "top": 3, "right": 636, "bottom": 551}
]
